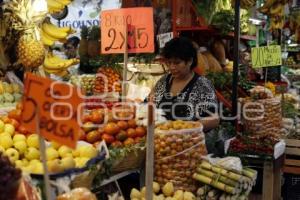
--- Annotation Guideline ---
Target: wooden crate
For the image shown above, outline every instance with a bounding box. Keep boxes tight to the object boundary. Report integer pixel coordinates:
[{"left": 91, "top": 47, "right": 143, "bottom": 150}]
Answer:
[{"left": 284, "top": 139, "right": 300, "bottom": 174}]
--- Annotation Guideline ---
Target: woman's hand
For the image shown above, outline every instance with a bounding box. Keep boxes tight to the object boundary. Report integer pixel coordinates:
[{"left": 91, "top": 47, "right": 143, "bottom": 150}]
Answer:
[{"left": 200, "top": 114, "right": 220, "bottom": 132}]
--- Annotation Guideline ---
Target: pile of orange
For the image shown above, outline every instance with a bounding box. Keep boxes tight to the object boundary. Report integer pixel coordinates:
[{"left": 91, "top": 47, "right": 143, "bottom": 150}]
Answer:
[{"left": 94, "top": 67, "right": 122, "bottom": 93}]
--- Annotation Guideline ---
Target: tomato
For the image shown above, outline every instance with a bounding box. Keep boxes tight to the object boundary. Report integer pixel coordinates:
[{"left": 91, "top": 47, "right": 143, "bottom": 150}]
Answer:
[
  {"left": 126, "top": 128, "right": 137, "bottom": 138},
  {"left": 104, "top": 122, "right": 120, "bottom": 135},
  {"left": 127, "top": 119, "right": 137, "bottom": 128},
  {"left": 115, "top": 130, "right": 127, "bottom": 141},
  {"left": 135, "top": 126, "right": 146, "bottom": 137},
  {"left": 117, "top": 121, "right": 128, "bottom": 130},
  {"left": 101, "top": 134, "right": 115, "bottom": 144},
  {"left": 123, "top": 138, "right": 135, "bottom": 146}
]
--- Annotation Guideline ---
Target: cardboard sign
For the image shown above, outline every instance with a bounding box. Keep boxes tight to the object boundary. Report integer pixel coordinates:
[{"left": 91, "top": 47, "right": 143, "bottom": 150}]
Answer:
[
  {"left": 251, "top": 45, "right": 282, "bottom": 68},
  {"left": 157, "top": 32, "right": 173, "bottom": 48},
  {"left": 101, "top": 7, "right": 154, "bottom": 54},
  {"left": 21, "top": 73, "right": 82, "bottom": 148}
]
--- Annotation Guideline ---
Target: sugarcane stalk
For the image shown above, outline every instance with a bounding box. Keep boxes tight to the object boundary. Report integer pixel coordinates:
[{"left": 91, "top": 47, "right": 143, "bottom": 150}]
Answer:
[
  {"left": 197, "top": 167, "right": 239, "bottom": 187},
  {"left": 197, "top": 185, "right": 211, "bottom": 196},
  {"left": 242, "top": 168, "right": 257, "bottom": 180},
  {"left": 200, "top": 161, "right": 243, "bottom": 182},
  {"left": 193, "top": 173, "right": 236, "bottom": 194}
]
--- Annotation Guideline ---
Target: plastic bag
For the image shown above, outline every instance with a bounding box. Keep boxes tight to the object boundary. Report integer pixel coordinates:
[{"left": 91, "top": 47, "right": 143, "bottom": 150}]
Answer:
[
  {"left": 56, "top": 187, "right": 97, "bottom": 200},
  {"left": 154, "top": 121, "right": 207, "bottom": 192}
]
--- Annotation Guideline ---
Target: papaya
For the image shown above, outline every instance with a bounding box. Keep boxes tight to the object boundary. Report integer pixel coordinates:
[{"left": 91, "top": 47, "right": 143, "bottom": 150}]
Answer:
[
  {"left": 194, "top": 52, "right": 209, "bottom": 75},
  {"left": 202, "top": 51, "right": 223, "bottom": 73}
]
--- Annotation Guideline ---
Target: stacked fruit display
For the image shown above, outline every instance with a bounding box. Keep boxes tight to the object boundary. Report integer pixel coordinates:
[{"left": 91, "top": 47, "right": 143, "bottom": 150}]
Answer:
[
  {"left": 0, "top": 81, "right": 22, "bottom": 108},
  {"left": 80, "top": 75, "right": 96, "bottom": 95},
  {"left": 80, "top": 109, "right": 146, "bottom": 147},
  {"left": 43, "top": 53, "right": 80, "bottom": 76},
  {"left": 130, "top": 181, "right": 196, "bottom": 200},
  {"left": 94, "top": 67, "right": 122, "bottom": 94},
  {"left": 154, "top": 121, "right": 207, "bottom": 192},
  {"left": 228, "top": 134, "right": 280, "bottom": 156}
]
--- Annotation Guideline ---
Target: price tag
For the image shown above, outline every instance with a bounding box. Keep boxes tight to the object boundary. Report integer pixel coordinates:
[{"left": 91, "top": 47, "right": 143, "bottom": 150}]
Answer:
[
  {"left": 251, "top": 45, "right": 282, "bottom": 68},
  {"left": 21, "top": 73, "right": 82, "bottom": 148},
  {"left": 101, "top": 7, "right": 154, "bottom": 54},
  {"left": 157, "top": 32, "right": 173, "bottom": 48}
]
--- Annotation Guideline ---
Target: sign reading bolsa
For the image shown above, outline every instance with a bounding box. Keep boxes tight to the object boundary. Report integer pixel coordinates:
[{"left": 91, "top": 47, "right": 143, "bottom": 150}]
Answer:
[
  {"left": 251, "top": 45, "right": 282, "bottom": 68},
  {"left": 21, "top": 73, "right": 82, "bottom": 149},
  {"left": 101, "top": 7, "right": 154, "bottom": 54}
]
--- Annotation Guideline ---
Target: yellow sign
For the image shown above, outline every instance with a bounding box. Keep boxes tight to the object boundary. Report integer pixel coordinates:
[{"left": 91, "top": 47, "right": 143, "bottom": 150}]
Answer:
[{"left": 251, "top": 45, "right": 282, "bottom": 68}]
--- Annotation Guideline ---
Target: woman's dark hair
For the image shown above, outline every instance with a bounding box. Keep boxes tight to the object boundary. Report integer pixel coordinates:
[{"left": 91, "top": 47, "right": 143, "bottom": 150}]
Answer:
[
  {"left": 64, "top": 36, "right": 80, "bottom": 49},
  {"left": 161, "top": 37, "right": 198, "bottom": 69}
]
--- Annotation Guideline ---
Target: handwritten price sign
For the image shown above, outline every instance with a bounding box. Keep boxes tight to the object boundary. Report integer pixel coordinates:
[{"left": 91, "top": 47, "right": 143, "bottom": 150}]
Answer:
[
  {"left": 101, "top": 7, "right": 154, "bottom": 54},
  {"left": 251, "top": 45, "right": 282, "bottom": 68},
  {"left": 21, "top": 73, "right": 82, "bottom": 148}
]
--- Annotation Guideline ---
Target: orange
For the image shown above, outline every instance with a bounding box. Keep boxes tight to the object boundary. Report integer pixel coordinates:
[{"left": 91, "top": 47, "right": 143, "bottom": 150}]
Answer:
[
  {"left": 128, "top": 119, "right": 137, "bottom": 128},
  {"left": 135, "top": 126, "right": 146, "bottom": 137},
  {"left": 117, "top": 121, "right": 128, "bottom": 130},
  {"left": 104, "top": 122, "right": 120, "bottom": 135},
  {"left": 126, "top": 128, "right": 137, "bottom": 138}
]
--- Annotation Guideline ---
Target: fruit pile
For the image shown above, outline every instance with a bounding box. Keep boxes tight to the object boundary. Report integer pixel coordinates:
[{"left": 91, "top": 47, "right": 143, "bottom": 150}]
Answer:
[
  {"left": 0, "top": 81, "right": 22, "bottom": 108},
  {"left": 94, "top": 67, "right": 122, "bottom": 93},
  {"left": 84, "top": 98, "right": 116, "bottom": 110},
  {"left": 81, "top": 109, "right": 146, "bottom": 147},
  {"left": 154, "top": 120, "right": 207, "bottom": 192},
  {"left": 130, "top": 181, "right": 196, "bottom": 200},
  {"left": 228, "top": 134, "right": 280, "bottom": 156},
  {"left": 80, "top": 75, "right": 96, "bottom": 95},
  {"left": 46, "top": 0, "right": 73, "bottom": 14},
  {"left": 0, "top": 153, "right": 22, "bottom": 199}
]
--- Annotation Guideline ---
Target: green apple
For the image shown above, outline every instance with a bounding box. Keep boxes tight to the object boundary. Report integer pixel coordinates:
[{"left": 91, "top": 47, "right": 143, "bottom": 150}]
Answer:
[
  {"left": 78, "top": 146, "right": 97, "bottom": 159},
  {"left": 51, "top": 141, "right": 61, "bottom": 150},
  {"left": 0, "top": 132, "right": 11, "bottom": 138},
  {"left": 5, "top": 148, "right": 19, "bottom": 163},
  {"left": 0, "top": 120, "right": 4, "bottom": 132},
  {"left": 61, "top": 157, "right": 75, "bottom": 170},
  {"left": 15, "top": 160, "right": 23, "bottom": 168},
  {"left": 13, "top": 134, "right": 26, "bottom": 142},
  {"left": 0, "top": 135, "right": 13, "bottom": 149},
  {"left": 4, "top": 124, "right": 15, "bottom": 135},
  {"left": 46, "top": 147, "right": 59, "bottom": 161},
  {"left": 25, "top": 147, "right": 40, "bottom": 160},
  {"left": 26, "top": 134, "right": 39, "bottom": 149},
  {"left": 58, "top": 146, "right": 72, "bottom": 158},
  {"left": 14, "top": 140, "right": 27, "bottom": 154}
]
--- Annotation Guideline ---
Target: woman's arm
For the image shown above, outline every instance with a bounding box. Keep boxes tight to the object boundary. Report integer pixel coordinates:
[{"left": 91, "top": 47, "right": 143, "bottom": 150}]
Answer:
[{"left": 200, "top": 114, "right": 220, "bottom": 132}]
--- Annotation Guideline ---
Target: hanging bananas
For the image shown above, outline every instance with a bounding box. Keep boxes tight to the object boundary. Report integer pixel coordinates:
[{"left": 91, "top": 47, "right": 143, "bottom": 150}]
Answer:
[
  {"left": 47, "top": 0, "right": 73, "bottom": 14},
  {"left": 43, "top": 53, "right": 79, "bottom": 75},
  {"left": 232, "top": 0, "right": 256, "bottom": 9},
  {"left": 40, "top": 20, "right": 76, "bottom": 46},
  {"left": 257, "top": 0, "right": 287, "bottom": 31}
]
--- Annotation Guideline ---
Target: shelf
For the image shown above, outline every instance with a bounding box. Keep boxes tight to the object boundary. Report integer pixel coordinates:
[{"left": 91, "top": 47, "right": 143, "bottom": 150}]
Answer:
[{"left": 175, "top": 26, "right": 257, "bottom": 41}]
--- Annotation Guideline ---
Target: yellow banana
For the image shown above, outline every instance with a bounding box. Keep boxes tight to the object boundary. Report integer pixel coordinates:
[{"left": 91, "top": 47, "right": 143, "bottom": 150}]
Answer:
[
  {"left": 44, "top": 67, "right": 63, "bottom": 74},
  {"left": 47, "top": 0, "right": 64, "bottom": 10},
  {"left": 42, "top": 23, "right": 68, "bottom": 39},
  {"left": 41, "top": 34, "right": 55, "bottom": 46},
  {"left": 53, "top": 70, "right": 69, "bottom": 77},
  {"left": 41, "top": 29, "right": 57, "bottom": 42},
  {"left": 270, "top": 3, "right": 284, "bottom": 15},
  {"left": 44, "top": 55, "right": 75, "bottom": 70},
  {"left": 55, "top": 0, "right": 72, "bottom": 6}
]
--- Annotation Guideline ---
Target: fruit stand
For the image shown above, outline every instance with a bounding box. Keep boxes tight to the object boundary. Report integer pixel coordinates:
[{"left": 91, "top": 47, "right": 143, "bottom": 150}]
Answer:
[{"left": 1, "top": 0, "right": 300, "bottom": 199}]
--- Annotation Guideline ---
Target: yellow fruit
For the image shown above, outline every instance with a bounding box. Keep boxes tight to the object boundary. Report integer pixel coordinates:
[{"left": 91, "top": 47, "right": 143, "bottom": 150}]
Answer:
[
  {"left": 46, "top": 147, "right": 59, "bottom": 160},
  {"left": 32, "top": 162, "right": 44, "bottom": 174},
  {"left": 26, "top": 134, "right": 39, "bottom": 148},
  {"left": 0, "top": 135, "right": 13, "bottom": 149},
  {"left": 5, "top": 148, "right": 19, "bottom": 163},
  {"left": 17, "top": 33, "right": 45, "bottom": 69},
  {"left": 74, "top": 157, "right": 89, "bottom": 168},
  {"left": 72, "top": 149, "right": 80, "bottom": 157},
  {"left": 0, "top": 120, "right": 4, "bottom": 132},
  {"left": 25, "top": 147, "right": 40, "bottom": 160},
  {"left": 130, "top": 188, "right": 141, "bottom": 199},
  {"left": 51, "top": 141, "right": 61, "bottom": 149},
  {"left": 47, "top": 159, "right": 64, "bottom": 173},
  {"left": 14, "top": 140, "right": 27, "bottom": 154},
  {"left": 58, "top": 146, "right": 72, "bottom": 158},
  {"left": 162, "top": 182, "right": 174, "bottom": 197},
  {"left": 78, "top": 145, "right": 97, "bottom": 159},
  {"left": 0, "top": 146, "right": 5, "bottom": 153},
  {"left": 15, "top": 160, "right": 23, "bottom": 168},
  {"left": 22, "top": 159, "right": 29, "bottom": 166},
  {"left": 61, "top": 157, "right": 75, "bottom": 170},
  {"left": 13, "top": 134, "right": 26, "bottom": 142},
  {"left": 4, "top": 124, "right": 15, "bottom": 135}
]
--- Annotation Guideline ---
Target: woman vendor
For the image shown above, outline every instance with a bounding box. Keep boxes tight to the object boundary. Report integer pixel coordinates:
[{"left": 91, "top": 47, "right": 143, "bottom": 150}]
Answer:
[{"left": 151, "top": 37, "right": 219, "bottom": 132}]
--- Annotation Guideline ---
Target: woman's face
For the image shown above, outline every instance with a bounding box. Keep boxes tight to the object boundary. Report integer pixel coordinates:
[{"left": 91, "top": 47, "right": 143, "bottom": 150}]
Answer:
[
  {"left": 165, "top": 58, "right": 192, "bottom": 79},
  {"left": 64, "top": 43, "right": 77, "bottom": 58}
]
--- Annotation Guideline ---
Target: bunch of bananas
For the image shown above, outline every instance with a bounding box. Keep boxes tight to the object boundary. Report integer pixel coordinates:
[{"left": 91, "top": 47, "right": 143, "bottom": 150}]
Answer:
[
  {"left": 43, "top": 53, "right": 79, "bottom": 76},
  {"left": 231, "top": 0, "right": 256, "bottom": 9},
  {"left": 41, "top": 20, "right": 75, "bottom": 46},
  {"left": 47, "top": 0, "right": 73, "bottom": 14},
  {"left": 258, "top": 0, "right": 287, "bottom": 30}
]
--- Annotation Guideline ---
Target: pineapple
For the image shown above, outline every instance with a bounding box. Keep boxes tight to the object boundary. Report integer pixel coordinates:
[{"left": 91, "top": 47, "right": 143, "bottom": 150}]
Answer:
[
  {"left": 2, "top": 0, "right": 47, "bottom": 69},
  {"left": 17, "top": 31, "right": 45, "bottom": 69}
]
